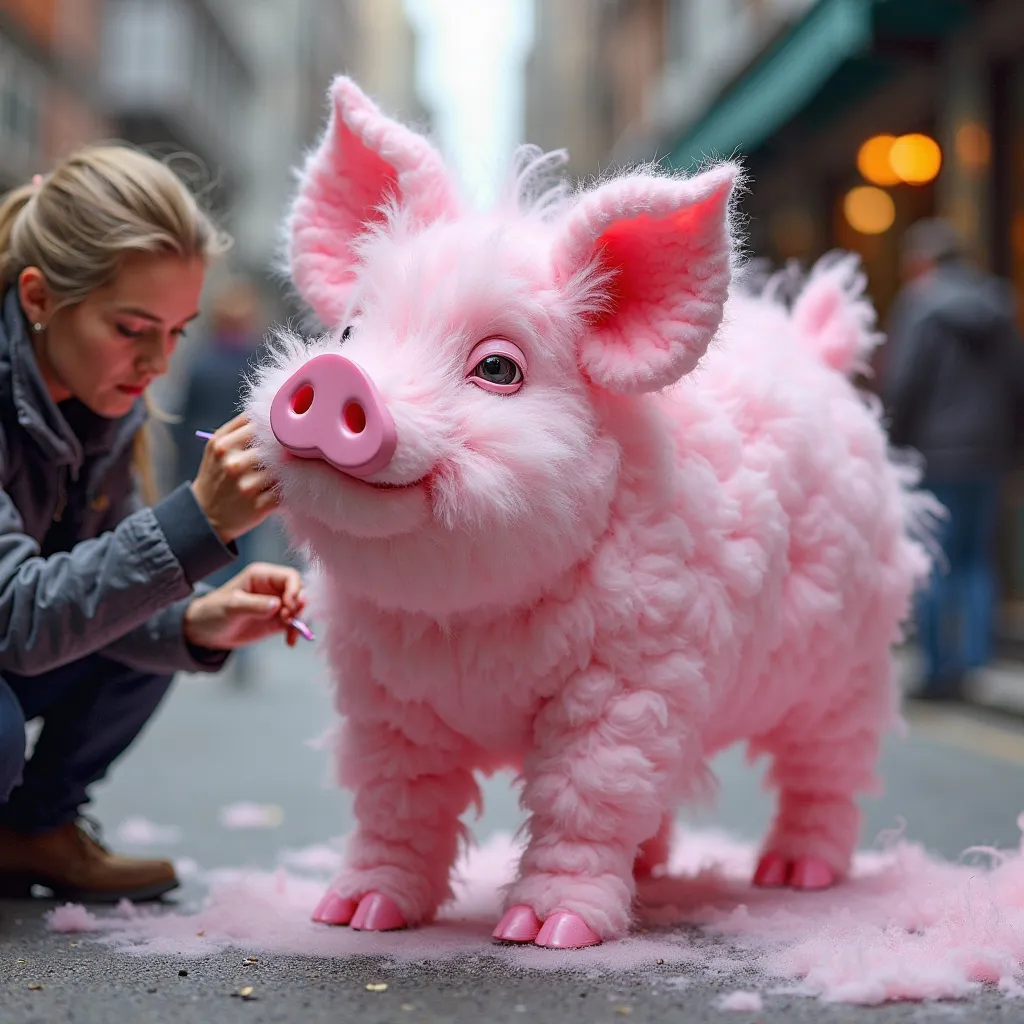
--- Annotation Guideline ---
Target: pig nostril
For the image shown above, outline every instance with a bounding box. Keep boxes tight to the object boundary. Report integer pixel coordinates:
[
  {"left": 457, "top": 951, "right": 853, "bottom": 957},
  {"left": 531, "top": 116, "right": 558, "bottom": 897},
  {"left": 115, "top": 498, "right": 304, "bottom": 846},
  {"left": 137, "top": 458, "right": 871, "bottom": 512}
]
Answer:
[
  {"left": 291, "top": 384, "right": 314, "bottom": 415},
  {"left": 343, "top": 401, "right": 366, "bottom": 434}
]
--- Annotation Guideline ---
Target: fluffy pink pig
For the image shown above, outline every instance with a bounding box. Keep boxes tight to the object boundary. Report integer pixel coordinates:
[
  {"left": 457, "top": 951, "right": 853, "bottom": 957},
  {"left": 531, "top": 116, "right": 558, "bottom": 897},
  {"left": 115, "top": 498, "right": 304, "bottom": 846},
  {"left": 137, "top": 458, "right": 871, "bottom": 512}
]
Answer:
[{"left": 246, "top": 77, "right": 937, "bottom": 949}]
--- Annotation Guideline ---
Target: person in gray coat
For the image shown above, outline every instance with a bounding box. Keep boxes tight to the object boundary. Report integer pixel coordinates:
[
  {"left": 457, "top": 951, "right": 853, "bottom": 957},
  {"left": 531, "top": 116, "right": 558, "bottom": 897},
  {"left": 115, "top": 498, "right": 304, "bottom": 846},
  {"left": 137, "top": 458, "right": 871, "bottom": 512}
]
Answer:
[
  {"left": 0, "top": 146, "right": 306, "bottom": 903},
  {"left": 884, "top": 218, "right": 1024, "bottom": 699}
]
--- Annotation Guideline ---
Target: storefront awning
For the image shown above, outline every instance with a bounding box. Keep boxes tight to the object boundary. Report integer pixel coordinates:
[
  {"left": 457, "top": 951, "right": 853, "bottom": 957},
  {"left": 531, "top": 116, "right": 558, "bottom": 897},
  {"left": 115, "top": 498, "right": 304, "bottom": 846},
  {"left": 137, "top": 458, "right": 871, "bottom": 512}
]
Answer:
[{"left": 666, "top": 0, "right": 971, "bottom": 169}]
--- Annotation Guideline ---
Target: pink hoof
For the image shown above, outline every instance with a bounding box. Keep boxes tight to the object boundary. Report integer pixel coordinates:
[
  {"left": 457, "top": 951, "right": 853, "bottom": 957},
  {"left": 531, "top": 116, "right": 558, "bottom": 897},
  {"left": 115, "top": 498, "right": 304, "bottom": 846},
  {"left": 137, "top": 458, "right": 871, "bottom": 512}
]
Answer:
[
  {"left": 350, "top": 891, "right": 407, "bottom": 932},
  {"left": 790, "top": 856, "right": 836, "bottom": 891},
  {"left": 534, "top": 910, "right": 602, "bottom": 949},
  {"left": 752, "top": 851, "right": 789, "bottom": 888},
  {"left": 312, "top": 891, "right": 357, "bottom": 925},
  {"left": 492, "top": 905, "right": 542, "bottom": 943}
]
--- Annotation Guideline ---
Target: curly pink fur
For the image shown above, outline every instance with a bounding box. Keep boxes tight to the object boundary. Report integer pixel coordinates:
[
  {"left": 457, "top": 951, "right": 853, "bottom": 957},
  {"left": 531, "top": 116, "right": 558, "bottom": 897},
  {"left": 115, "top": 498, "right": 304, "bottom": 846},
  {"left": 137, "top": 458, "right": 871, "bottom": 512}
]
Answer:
[{"left": 245, "top": 76, "right": 938, "bottom": 943}]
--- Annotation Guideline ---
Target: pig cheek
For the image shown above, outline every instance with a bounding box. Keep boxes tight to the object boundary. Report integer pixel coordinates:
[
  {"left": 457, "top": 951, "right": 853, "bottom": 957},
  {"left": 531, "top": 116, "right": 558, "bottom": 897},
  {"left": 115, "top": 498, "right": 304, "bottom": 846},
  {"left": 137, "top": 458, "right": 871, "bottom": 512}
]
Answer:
[
  {"left": 426, "top": 398, "right": 522, "bottom": 525},
  {"left": 429, "top": 451, "right": 519, "bottom": 534}
]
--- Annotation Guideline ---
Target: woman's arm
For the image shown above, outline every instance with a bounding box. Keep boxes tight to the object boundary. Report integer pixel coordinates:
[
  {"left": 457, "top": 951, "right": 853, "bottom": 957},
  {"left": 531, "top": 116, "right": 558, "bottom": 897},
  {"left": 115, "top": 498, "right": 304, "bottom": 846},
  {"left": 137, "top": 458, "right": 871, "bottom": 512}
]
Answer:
[
  {"left": 0, "top": 476, "right": 236, "bottom": 677},
  {"left": 96, "top": 484, "right": 235, "bottom": 675},
  {"left": 100, "top": 593, "right": 228, "bottom": 675}
]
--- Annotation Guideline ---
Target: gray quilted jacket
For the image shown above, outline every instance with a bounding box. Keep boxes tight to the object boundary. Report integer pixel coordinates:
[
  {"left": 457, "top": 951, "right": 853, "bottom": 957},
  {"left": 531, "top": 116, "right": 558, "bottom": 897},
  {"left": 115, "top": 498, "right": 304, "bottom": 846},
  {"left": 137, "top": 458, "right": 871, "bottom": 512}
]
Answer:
[{"left": 0, "top": 286, "right": 237, "bottom": 678}]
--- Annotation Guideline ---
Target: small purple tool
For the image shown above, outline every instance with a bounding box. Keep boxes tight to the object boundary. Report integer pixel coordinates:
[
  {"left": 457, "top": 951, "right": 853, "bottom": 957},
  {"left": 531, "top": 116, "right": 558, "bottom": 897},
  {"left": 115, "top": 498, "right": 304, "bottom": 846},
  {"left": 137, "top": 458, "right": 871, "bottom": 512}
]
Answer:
[
  {"left": 287, "top": 618, "right": 315, "bottom": 642},
  {"left": 195, "top": 430, "right": 314, "bottom": 642}
]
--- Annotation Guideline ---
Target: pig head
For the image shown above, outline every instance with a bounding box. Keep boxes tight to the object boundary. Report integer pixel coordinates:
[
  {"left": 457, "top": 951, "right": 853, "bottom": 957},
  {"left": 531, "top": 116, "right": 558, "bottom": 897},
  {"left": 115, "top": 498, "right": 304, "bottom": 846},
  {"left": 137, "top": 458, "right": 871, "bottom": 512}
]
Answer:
[{"left": 246, "top": 76, "right": 740, "bottom": 617}]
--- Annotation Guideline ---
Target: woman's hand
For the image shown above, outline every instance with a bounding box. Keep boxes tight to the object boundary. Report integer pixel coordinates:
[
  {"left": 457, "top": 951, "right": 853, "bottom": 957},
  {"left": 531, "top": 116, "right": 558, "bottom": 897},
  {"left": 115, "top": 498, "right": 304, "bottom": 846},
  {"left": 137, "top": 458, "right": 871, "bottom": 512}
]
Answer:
[
  {"left": 183, "top": 562, "right": 308, "bottom": 652},
  {"left": 190, "top": 413, "right": 278, "bottom": 544}
]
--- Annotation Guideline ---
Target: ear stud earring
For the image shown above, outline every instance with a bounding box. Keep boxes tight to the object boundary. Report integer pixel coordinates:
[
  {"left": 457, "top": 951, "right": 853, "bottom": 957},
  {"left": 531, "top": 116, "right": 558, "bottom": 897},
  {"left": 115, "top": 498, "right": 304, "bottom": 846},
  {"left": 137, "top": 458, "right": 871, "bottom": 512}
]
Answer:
[{"left": 32, "top": 323, "right": 43, "bottom": 333}]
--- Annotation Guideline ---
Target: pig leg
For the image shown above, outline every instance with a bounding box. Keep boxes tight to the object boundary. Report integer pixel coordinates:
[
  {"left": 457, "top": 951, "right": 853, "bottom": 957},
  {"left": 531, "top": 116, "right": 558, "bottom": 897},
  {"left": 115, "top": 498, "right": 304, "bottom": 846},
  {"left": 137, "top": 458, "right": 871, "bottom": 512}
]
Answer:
[
  {"left": 633, "top": 812, "right": 674, "bottom": 880},
  {"left": 312, "top": 709, "right": 479, "bottom": 931},
  {"left": 496, "top": 669, "right": 681, "bottom": 947},
  {"left": 753, "top": 665, "right": 890, "bottom": 890}
]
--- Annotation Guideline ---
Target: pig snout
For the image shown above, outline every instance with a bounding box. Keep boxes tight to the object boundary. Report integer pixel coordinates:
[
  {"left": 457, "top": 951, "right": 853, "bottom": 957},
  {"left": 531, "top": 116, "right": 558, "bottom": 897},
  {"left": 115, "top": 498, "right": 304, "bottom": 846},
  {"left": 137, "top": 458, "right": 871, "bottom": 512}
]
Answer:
[{"left": 269, "top": 353, "right": 397, "bottom": 478}]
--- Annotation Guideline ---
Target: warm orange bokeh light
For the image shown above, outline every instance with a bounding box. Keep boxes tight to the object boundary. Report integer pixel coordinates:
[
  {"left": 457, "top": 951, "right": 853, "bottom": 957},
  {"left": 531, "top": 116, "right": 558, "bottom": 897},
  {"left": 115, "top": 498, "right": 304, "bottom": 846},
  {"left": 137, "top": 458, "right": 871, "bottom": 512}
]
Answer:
[
  {"left": 857, "top": 134, "right": 901, "bottom": 186},
  {"left": 843, "top": 186, "right": 895, "bottom": 235},
  {"left": 889, "top": 133, "right": 942, "bottom": 185}
]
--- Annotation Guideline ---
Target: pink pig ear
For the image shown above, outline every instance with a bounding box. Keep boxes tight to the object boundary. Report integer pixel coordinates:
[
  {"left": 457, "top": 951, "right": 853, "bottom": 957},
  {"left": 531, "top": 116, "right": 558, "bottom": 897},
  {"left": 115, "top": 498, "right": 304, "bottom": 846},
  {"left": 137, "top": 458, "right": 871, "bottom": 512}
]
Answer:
[
  {"left": 553, "top": 164, "right": 740, "bottom": 394},
  {"left": 286, "top": 76, "right": 460, "bottom": 327}
]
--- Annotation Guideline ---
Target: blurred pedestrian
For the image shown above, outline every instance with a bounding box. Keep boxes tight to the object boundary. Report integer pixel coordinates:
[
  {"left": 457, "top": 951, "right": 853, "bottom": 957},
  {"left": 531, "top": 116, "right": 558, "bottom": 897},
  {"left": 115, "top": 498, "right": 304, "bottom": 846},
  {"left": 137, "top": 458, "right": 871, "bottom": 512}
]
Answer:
[
  {"left": 173, "top": 276, "right": 267, "bottom": 590},
  {"left": 0, "top": 145, "right": 306, "bottom": 904},
  {"left": 884, "top": 217, "right": 1024, "bottom": 700}
]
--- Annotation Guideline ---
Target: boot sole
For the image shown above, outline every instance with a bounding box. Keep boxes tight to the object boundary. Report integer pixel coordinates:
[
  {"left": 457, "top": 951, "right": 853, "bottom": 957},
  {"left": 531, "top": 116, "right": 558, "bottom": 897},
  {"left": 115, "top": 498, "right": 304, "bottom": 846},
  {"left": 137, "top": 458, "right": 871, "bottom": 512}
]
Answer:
[{"left": 0, "top": 873, "right": 180, "bottom": 904}]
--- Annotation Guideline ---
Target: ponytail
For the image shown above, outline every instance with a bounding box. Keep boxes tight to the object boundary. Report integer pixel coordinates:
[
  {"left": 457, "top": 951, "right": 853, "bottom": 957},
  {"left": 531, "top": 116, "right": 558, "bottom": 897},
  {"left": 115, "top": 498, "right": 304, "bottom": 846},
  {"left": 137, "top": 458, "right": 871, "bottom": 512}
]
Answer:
[{"left": 0, "top": 184, "right": 36, "bottom": 292}]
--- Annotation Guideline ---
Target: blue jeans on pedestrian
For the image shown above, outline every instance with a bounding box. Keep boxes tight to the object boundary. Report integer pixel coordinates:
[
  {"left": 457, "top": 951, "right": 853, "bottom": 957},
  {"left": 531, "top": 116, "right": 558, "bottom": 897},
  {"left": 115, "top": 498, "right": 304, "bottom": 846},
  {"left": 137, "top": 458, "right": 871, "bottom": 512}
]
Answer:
[
  {"left": 915, "top": 477, "right": 1000, "bottom": 692},
  {"left": 0, "top": 654, "right": 173, "bottom": 832}
]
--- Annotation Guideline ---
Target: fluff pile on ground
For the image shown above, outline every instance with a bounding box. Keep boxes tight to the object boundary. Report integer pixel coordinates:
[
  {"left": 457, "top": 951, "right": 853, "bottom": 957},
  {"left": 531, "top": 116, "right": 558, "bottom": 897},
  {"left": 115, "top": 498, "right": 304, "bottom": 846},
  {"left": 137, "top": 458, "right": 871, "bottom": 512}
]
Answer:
[{"left": 49, "top": 818, "right": 1024, "bottom": 1007}]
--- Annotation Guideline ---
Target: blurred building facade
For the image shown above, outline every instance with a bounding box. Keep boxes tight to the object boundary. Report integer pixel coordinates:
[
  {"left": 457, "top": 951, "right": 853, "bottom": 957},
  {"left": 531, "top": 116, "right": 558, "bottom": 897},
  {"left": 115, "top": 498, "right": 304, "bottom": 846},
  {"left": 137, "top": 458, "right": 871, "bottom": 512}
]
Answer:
[
  {"left": 217, "top": 0, "right": 356, "bottom": 325},
  {"left": 527, "top": 0, "right": 1024, "bottom": 643},
  {"left": 656, "top": 0, "right": 1024, "bottom": 642},
  {"left": 524, "top": 0, "right": 671, "bottom": 181},
  {"left": 347, "top": 0, "right": 430, "bottom": 126},
  {"left": 524, "top": 0, "right": 610, "bottom": 180},
  {"left": 1, "top": 0, "right": 428, "bottom": 317},
  {"left": 0, "top": 0, "right": 112, "bottom": 190},
  {"left": 659, "top": 0, "right": 977, "bottom": 318}
]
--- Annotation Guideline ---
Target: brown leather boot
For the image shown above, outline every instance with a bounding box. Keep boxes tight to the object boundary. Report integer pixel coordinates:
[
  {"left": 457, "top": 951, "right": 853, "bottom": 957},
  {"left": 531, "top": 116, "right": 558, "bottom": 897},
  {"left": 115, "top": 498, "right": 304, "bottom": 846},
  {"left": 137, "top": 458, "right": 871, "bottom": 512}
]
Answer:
[{"left": 0, "top": 819, "right": 179, "bottom": 903}]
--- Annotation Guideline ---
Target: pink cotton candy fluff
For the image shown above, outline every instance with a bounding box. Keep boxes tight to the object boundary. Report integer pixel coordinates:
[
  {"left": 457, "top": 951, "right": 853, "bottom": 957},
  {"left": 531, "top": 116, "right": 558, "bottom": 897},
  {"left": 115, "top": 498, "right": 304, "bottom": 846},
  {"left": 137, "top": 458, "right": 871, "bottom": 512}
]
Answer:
[
  {"left": 244, "top": 75, "right": 941, "bottom": 950},
  {"left": 46, "top": 821, "right": 1024, "bottom": 1006}
]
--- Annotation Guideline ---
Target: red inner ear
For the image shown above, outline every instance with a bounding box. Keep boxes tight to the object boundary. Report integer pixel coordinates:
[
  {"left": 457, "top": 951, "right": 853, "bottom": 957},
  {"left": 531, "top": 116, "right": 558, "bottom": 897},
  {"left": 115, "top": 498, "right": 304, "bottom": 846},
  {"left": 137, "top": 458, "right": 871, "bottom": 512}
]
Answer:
[
  {"left": 589, "top": 206, "right": 706, "bottom": 328},
  {"left": 342, "top": 126, "right": 401, "bottom": 228}
]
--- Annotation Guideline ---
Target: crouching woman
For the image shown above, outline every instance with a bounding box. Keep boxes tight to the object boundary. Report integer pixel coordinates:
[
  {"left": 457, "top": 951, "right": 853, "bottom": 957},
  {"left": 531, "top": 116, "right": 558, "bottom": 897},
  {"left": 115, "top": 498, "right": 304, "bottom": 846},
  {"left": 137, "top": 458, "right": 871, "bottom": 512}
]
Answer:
[{"left": 0, "top": 145, "right": 303, "bottom": 903}]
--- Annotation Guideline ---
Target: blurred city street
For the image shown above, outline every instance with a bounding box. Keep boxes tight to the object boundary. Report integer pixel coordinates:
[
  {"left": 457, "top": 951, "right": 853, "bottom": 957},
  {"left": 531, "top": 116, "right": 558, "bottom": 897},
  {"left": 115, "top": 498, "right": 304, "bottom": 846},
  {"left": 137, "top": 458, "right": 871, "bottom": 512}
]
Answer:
[
  {"left": 2, "top": 640, "right": 1024, "bottom": 1022},
  {"left": 3, "top": 0, "right": 1024, "bottom": 1020}
]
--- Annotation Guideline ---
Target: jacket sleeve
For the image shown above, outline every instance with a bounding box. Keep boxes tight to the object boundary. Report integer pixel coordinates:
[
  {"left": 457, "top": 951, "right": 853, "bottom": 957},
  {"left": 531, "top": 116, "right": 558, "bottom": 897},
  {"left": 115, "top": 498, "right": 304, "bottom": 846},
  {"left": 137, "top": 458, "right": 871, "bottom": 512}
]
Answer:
[
  {"left": 882, "top": 305, "right": 935, "bottom": 449},
  {"left": 999, "top": 315, "right": 1024, "bottom": 462},
  {"left": 95, "top": 484, "right": 236, "bottom": 676},
  {"left": 0, "top": 466, "right": 237, "bottom": 677}
]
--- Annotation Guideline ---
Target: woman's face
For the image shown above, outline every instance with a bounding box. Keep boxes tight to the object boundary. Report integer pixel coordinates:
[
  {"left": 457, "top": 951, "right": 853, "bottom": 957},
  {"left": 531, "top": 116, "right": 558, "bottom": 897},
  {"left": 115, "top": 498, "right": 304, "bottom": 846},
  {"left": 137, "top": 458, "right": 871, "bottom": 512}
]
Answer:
[{"left": 19, "top": 253, "right": 206, "bottom": 419}]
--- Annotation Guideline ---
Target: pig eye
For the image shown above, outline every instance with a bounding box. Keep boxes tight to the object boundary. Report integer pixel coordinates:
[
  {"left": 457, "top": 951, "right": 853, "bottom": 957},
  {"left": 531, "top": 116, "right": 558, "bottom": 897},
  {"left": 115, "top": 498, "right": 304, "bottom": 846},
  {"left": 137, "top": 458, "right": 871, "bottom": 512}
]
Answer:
[
  {"left": 341, "top": 325, "right": 353, "bottom": 342},
  {"left": 477, "top": 355, "right": 520, "bottom": 386},
  {"left": 464, "top": 339, "right": 527, "bottom": 395}
]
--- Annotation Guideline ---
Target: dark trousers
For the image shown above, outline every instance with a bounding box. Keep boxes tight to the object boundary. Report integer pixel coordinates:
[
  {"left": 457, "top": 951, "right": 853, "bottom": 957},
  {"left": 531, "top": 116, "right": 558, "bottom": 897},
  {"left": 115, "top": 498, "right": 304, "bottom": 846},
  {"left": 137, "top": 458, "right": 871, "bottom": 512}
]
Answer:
[
  {"left": 916, "top": 477, "right": 1000, "bottom": 691},
  {"left": 0, "top": 654, "right": 173, "bottom": 833}
]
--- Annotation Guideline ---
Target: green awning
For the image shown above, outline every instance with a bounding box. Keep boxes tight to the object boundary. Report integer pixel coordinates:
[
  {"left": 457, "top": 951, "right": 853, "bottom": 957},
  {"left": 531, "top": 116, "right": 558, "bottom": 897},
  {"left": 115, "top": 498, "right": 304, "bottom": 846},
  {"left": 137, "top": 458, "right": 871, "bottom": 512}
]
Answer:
[{"left": 666, "top": 0, "right": 971, "bottom": 170}]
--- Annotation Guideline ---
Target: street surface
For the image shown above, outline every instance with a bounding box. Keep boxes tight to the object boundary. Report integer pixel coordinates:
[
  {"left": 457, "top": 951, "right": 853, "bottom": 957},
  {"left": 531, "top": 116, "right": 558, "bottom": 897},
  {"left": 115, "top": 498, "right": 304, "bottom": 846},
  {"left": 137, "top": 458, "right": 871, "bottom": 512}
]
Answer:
[{"left": 3, "top": 639, "right": 1024, "bottom": 1022}]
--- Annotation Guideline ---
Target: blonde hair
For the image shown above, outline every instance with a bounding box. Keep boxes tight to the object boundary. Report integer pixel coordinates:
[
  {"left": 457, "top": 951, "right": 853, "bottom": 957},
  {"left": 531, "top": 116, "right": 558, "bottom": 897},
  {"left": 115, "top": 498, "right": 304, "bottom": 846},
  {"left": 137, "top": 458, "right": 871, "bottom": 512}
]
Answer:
[{"left": 0, "top": 144, "right": 232, "bottom": 504}]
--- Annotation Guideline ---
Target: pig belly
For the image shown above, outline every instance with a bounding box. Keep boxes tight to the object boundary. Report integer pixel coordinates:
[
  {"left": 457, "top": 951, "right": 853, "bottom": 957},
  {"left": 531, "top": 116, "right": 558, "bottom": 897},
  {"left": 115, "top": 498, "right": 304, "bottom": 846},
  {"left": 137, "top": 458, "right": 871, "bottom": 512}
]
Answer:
[{"left": 430, "top": 686, "right": 537, "bottom": 768}]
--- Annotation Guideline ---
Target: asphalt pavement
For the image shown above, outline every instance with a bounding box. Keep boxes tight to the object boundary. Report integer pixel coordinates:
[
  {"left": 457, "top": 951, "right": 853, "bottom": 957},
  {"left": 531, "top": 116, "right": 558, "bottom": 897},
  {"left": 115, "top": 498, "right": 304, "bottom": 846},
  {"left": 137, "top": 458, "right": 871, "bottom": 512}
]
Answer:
[{"left": 3, "top": 639, "right": 1024, "bottom": 1023}]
